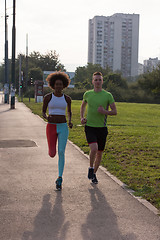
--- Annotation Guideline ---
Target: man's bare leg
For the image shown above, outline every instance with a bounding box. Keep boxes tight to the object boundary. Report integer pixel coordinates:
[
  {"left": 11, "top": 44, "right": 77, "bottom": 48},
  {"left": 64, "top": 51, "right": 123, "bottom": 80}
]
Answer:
[
  {"left": 94, "top": 151, "right": 103, "bottom": 173},
  {"left": 88, "top": 143, "right": 98, "bottom": 179},
  {"left": 89, "top": 143, "right": 98, "bottom": 167}
]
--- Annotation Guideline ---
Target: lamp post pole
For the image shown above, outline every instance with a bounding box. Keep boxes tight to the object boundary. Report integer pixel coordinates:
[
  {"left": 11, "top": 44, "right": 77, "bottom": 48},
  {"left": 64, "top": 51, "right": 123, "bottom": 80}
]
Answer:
[
  {"left": 11, "top": 0, "right": 16, "bottom": 109},
  {"left": 4, "top": 0, "right": 9, "bottom": 104},
  {"left": 26, "top": 33, "right": 29, "bottom": 90}
]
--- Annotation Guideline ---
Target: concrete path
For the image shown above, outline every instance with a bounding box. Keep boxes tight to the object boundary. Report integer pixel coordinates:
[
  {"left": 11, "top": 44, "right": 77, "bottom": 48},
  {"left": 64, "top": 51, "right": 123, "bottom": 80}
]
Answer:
[{"left": 0, "top": 92, "right": 160, "bottom": 240}]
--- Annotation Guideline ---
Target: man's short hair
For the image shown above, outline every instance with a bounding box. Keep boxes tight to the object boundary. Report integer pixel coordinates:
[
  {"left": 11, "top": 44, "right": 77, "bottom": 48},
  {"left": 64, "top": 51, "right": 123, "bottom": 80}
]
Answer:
[{"left": 93, "top": 72, "right": 103, "bottom": 77}]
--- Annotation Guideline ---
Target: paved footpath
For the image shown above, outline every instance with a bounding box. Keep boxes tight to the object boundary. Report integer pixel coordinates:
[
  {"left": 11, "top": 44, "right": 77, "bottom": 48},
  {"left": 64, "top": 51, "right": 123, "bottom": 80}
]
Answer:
[{"left": 0, "top": 92, "right": 160, "bottom": 240}]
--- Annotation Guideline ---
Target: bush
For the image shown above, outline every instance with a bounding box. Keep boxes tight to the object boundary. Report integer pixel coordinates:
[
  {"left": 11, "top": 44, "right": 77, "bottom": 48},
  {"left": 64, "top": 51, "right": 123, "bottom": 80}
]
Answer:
[
  {"left": 43, "top": 87, "right": 85, "bottom": 100},
  {"left": 23, "top": 86, "right": 85, "bottom": 100},
  {"left": 64, "top": 88, "right": 85, "bottom": 100},
  {"left": 23, "top": 86, "right": 35, "bottom": 98},
  {"left": 43, "top": 87, "right": 52, "bottom": 96},
  {"left": 23, "top": 84, "right": 160, "bottom": 103}
]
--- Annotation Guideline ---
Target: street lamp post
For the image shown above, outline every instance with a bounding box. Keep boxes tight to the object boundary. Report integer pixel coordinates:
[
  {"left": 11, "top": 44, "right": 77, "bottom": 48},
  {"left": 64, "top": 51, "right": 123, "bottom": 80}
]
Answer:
[
  {"left": 26, "top": 33, "right": 29, "bottom": 91},
  {"left": 11, "top": 0, "right": 16, "bottom": 109},
  {"left": 4, "top": 0, "right": 9, "bottom": 104}
]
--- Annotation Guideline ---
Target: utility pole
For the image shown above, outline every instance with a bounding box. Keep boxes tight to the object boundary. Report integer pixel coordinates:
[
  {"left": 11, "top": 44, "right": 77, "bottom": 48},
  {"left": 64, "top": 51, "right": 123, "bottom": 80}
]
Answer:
[
  {"left": 26, "top": 33, "right": 28, "bottom": 89},
  {"left": 19, "top": 54, "right": 22, "bottom": 97},
  {"left": 11, "top": 0, "right": 16, "bottom": 109},
  {"left": 4, "top": 0, "right": 9, "bottom": 104}
]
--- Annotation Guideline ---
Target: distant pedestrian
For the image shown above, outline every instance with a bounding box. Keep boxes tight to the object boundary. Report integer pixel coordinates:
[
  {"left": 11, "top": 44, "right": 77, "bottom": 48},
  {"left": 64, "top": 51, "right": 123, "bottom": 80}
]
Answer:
[
  {"left": 80, "top": 72, "right": 117, "bottom": 184},
  {"left": 42, "top": 71, "right": 73, "bottom": 190}
]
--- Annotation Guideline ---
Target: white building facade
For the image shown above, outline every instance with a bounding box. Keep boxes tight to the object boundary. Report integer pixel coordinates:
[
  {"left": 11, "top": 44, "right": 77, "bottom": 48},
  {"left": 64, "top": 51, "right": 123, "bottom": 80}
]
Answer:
[
  {"left": 88, "top": 13, "right": 139, "bottom": 78},
  {"left": 138, "top": 63, "right": 144, "bottom": 75},
  {"left": 143, "top": 57, "right": 160, "bottom": 73}
]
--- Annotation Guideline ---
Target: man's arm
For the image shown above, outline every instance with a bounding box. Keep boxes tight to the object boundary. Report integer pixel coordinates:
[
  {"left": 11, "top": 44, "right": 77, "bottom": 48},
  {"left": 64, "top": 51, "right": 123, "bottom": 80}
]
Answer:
[
  {"left": 80, "top": 100, "right": 87, "bottom": 124},
  {"left": 98, "top": 102, "right": 117, "bottom": 116}
]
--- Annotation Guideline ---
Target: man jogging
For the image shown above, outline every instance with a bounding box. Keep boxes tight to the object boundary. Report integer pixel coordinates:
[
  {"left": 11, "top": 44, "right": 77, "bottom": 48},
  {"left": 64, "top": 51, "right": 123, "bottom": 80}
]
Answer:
[{"left": 80, "top": 72, "right": 117, "bottom": 184}]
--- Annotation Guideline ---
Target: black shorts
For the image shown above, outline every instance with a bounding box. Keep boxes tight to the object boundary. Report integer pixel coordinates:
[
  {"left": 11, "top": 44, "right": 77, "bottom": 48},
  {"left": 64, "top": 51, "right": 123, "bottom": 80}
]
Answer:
[{"left": 85, "top": 125, "right": 108, "bottom": 151}]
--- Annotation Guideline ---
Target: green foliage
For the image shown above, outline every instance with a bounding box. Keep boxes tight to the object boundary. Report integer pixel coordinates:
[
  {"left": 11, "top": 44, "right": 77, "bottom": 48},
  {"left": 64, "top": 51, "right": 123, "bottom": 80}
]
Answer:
[
  {"left": 103, "top": 73, "right": 128, "bottom": 102},
  {"left": 29, "top": 50, "right": 65, "bottom": 71},
  {"left": 64, "top": 88, "right": 85, "bottom": 100},
  {"left": 74, "top": 63, "right": 110, "bottom": 86},
  {"left": 0, "top": 50, "right": 65, "bottom": 92},
  {"left": 29, "top": 67, "right": 43, "bottom": 81},
  {"left": 0, "top": 65, "right": 4, "bottom": 85},
  {"left": 73, "top": 63, "right": 160, "bottom": 103},
  {"left": 1, "top": 51, "right": 160, "bottom": 104},
  {"left": 42, "top": 87, "right": 85, "bottom": 100},
  {"left": 137, "top": 65, "right": 160, "bottom": 102},
  {"left": 43, "top": 87, "right": 52, "bottom": 96},
  {"left": 108, "top": 73, "right": 128, "bottom": 89},
  {"left": 23, "top": 86, "right": 35, "bottom": 98}
]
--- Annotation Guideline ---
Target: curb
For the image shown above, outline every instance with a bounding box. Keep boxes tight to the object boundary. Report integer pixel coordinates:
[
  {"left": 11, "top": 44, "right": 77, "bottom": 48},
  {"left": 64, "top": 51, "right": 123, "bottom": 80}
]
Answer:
[{"left": 68, "top": 140, "right": 160, "bottom": 217}]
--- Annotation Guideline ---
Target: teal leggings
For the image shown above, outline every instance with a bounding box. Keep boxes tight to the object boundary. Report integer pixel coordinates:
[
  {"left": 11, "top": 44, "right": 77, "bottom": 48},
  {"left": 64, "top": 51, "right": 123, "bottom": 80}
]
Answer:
[{"left": 46, "top": 123, "right": 69, "bottom": 177}]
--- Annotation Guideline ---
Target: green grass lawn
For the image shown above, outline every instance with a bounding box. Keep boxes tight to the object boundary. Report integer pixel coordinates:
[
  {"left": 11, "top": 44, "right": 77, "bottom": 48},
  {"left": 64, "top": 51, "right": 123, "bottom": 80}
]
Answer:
[{"left": 21, "top": 97, "right": 160, "bottom": 210}]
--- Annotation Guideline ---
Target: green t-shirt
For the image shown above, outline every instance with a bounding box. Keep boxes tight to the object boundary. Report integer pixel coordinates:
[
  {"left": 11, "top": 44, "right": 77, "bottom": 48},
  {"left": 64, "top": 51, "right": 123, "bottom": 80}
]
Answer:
[{"left": 83, "top": 89, "right": 115, "bottom": 127}]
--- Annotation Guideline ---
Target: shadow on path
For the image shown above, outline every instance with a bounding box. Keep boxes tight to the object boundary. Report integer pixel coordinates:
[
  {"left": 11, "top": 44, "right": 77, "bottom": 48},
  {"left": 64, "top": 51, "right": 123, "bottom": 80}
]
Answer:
[
  {"left": 81, "top": 185, "right": 137, "bottom": 240},
  {"left": 22, "top": 192, "right": 69, "bottom": 240},
  {"left": 0, "top": 108, "right": 12, "bottom": 113}
]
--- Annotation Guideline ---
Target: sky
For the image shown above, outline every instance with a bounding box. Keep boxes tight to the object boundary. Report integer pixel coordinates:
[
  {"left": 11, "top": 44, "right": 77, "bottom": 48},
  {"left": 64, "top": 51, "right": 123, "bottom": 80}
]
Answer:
[{"left": 0, "top": 0, "right": 160, "bottom": 72}]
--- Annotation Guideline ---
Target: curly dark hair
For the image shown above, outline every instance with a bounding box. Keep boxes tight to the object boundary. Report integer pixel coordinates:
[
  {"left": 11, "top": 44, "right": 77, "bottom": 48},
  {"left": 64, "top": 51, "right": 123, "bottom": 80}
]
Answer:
[{"left": 46, "top": 71, "right": 71, "bottom": 89}]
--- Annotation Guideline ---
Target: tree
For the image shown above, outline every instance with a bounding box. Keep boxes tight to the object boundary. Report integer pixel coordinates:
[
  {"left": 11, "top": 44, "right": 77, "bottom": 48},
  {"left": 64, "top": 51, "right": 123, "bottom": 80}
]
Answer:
[
  {"left": 138, "top": 65, "right": 160, "bottom": 95},
  {"left": 74, "top": 63, "right": 110, "bottom": 87},
  {"left": 29, "top": 67, "right": 43, "bottom": 82},
  {"left": 29, "top": 50, "right": 65, "bottom": 71},
  {"left": 0, "top": 64, "right": 4, "bottom": 86},
  {"left": 108, "top": 73, "right": 128, "bottom": 88},
  {"left": 0, "top": 50, "right": 65, "bottom": 92}
]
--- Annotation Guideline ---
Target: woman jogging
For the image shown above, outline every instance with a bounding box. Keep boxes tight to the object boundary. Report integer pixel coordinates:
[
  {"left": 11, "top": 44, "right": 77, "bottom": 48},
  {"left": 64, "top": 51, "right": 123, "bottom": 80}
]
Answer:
[{"left": 42, "top": 71, "right": 73, "bottom": 190}]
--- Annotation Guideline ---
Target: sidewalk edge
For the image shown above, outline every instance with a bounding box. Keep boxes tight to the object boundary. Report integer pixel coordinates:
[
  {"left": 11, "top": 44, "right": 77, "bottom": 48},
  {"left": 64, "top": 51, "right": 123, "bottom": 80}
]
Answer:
[{"left": 68, "top": 139, "right": 160, "bottom": 217}]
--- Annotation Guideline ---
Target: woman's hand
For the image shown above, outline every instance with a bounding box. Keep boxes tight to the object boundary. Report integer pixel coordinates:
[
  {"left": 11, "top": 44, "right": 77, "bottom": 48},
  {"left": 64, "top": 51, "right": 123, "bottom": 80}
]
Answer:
[
  {"left": 68, "top": 122, "right": 73, "bottom": 129},
  {"left": 43, "top": 112, "right": 49, "bottom": 121}
]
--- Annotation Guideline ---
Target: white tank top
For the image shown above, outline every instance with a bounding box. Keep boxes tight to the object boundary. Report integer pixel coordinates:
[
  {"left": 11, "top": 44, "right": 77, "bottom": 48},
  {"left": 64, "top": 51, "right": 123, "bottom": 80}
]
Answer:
[{"left": 48, "top": 94, "right": 67, "bottom": 115}]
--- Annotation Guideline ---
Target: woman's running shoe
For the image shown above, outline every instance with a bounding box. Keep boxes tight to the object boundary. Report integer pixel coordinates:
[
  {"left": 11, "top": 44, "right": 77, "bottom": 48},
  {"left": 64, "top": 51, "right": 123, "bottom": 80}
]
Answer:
[{"left": 55, "top": 177, "right": 63, "bottom": 190}]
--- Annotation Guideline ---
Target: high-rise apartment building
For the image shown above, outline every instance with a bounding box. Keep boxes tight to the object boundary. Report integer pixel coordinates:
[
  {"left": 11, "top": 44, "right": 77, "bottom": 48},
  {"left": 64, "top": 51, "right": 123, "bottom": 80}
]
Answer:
[
  {"left": 88, "top": 13, "right": 139, "bottom": 78},
  {"left": 143, "top": 57, "right": 160, "bottom": 73}
]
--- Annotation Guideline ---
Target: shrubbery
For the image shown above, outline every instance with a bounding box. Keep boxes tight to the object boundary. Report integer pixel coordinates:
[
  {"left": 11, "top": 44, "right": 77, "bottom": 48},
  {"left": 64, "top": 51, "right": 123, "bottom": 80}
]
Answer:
[
  {"left": 63, "top": 88, "right": 85, "bottom": 100},
  {"left": 23, "top": 84, "right": 160, "bottom": 104},
  {"left": 19, "top": 61, "right": 160, "bottom": 104},
  {"left": 23, "top": 86, "right": 85, "bottom": 101}
]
